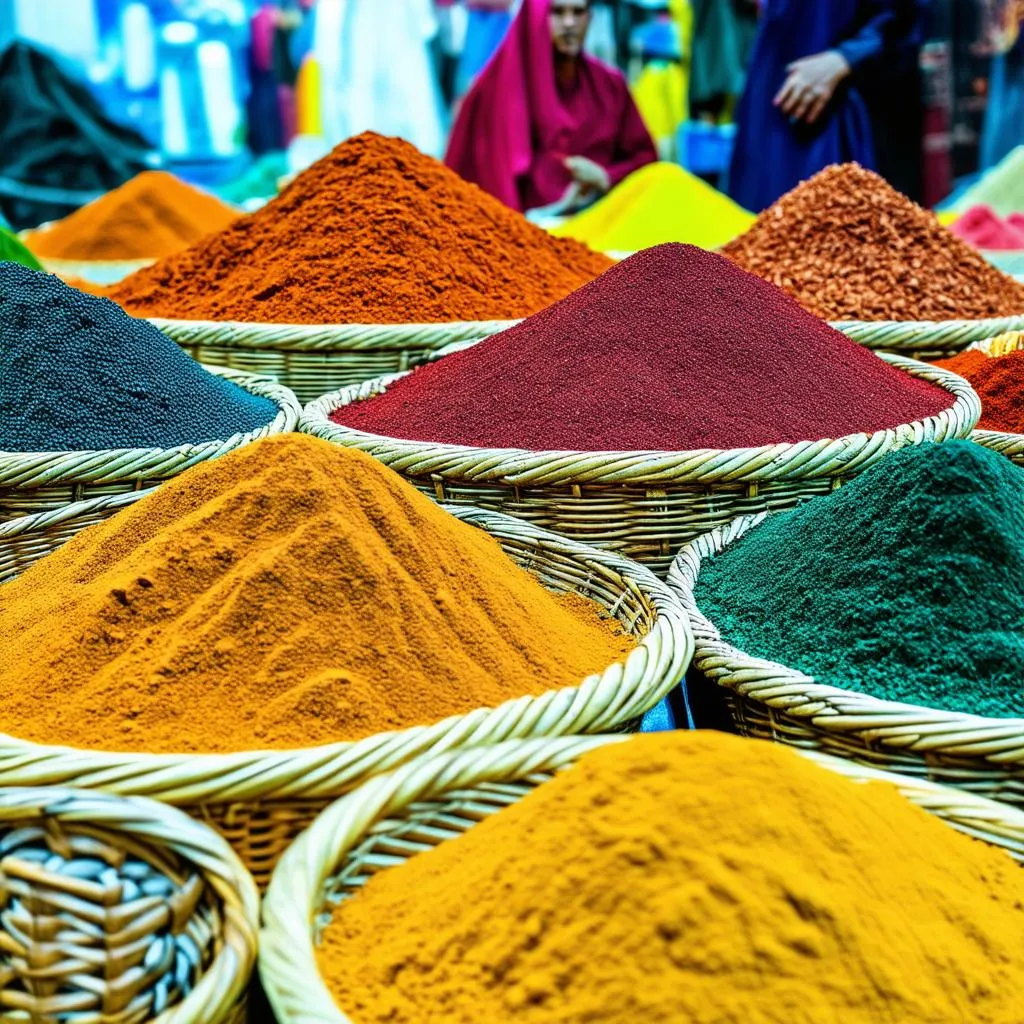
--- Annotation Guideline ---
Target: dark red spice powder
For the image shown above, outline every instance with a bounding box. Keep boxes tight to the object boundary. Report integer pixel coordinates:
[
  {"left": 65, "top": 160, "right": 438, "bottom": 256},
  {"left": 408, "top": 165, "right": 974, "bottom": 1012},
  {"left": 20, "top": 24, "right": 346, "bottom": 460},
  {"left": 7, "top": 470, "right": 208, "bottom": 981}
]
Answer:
[
  {"left": 331, "top": 243, "right": 955, "bottom": 451},
  {"left": 936, "top": 349, "right": 1024, "bottom": 433}
]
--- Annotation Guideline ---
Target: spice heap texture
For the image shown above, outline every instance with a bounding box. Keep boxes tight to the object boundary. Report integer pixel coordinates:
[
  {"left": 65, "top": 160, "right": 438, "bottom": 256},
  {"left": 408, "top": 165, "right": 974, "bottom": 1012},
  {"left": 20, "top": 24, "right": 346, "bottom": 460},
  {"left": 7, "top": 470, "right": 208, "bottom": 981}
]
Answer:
[
  {"left": 937, "top": 348, "right": 1024, "bottom": 432},
  {"left": 694, "top": 441, "right": 1024, "bottom": 717},
  {"left": 722, "top": 164, "right": 1024, "bottom": 321},
  {"left": 332, "top": 243, "right": 953, "bottom": 450},
  {"left": 25, "top": 171, "right": 239, "bottom": 261},
  {"left": 551, "top": 162, "right": 754, "bottom": 252},
  {"left": 0, "top": 434, "right": 633, "bottom": 754},
  {"left": 0, "top": 262, "right": 277, "bottom": 451},
  {"left": 108, "top": 132, "right": 612, "bottom": 324},
  {"left": 317, "top": 731, "right": 1024, "bottom": 1024}
]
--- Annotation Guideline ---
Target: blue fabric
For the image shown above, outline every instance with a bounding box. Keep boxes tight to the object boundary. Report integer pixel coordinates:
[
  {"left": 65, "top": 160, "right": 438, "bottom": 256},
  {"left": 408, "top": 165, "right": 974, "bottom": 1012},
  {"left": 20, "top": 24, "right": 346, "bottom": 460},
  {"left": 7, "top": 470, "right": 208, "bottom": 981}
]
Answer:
[
  {"left": 640, "top": 696, "right": 677, "bottom": 733},
  {"left": 727, "top": 0, "right": 911, "bottom": 211},
  {"left": 981, "top": 36, "right": 1024, "bottom": 172},
  {"left": 456, "top": 8, "right": 514, "bottom": 97}
]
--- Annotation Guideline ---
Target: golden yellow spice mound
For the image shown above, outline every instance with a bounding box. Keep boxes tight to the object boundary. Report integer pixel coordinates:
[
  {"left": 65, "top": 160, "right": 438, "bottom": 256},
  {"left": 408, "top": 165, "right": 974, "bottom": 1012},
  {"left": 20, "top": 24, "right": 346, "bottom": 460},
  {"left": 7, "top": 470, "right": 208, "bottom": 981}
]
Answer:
[
  {"left": 0, "top": 434, "right": 633, "bottom": 754},
  {"left": 318, "top": 732, "right": 1024, "bottom": 1024}
]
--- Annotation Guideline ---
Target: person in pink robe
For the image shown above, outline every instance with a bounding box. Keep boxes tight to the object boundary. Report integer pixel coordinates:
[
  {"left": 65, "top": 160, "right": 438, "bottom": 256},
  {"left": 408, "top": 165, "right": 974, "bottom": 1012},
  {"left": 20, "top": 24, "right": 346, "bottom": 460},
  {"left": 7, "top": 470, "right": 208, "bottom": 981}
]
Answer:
[{"left": 445, "top": 0, "right": 657, "bottom": 213}]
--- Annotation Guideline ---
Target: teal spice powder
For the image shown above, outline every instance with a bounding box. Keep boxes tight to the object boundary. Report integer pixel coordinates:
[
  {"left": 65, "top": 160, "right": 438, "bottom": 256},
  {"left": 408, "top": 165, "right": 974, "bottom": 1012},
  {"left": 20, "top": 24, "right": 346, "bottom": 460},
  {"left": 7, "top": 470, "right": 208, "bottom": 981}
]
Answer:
[{"left": 693, "top": 441, "right": 1024, "bottom": 718}]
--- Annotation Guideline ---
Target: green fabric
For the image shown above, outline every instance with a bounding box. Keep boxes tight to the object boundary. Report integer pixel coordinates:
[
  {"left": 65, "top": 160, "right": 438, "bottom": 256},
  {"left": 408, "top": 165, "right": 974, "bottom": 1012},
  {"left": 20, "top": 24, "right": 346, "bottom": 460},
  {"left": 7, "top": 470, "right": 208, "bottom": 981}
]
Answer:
[
  {"left": 693, "top": 441, "right": 1024, "bottom": 718},
  {"left": 0, "top": 227, "right": 41, "bottom": 270}
]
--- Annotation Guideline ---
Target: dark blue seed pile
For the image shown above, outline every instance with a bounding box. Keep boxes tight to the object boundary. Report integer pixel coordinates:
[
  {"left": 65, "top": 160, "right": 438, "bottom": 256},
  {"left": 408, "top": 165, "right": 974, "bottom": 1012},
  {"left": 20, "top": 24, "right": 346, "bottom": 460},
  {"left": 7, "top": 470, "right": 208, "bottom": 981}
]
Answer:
[{"left": 0, "top": 262, "right": 278, "bottom": 451}]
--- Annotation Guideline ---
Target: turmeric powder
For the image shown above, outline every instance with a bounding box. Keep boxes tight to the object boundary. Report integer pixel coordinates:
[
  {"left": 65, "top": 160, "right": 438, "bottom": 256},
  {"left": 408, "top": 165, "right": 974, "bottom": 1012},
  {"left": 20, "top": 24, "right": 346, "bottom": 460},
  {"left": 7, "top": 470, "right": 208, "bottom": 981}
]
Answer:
[
  {"left": 318, "top": 731, "right": 1024, "bottom": 1024},
  {"left": 25, "top": 171, "right": 239, "bottom": 261},
  {"left": 0, "top": 433, "right": 633, "bottom": 755}
]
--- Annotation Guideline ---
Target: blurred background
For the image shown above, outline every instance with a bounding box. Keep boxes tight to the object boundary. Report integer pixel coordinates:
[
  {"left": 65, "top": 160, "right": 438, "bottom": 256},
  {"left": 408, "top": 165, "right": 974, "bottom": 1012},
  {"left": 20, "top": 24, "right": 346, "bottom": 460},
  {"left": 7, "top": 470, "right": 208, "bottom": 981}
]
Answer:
[{"left": 0, "top": 0, "right": 1020, "bottom": 229}]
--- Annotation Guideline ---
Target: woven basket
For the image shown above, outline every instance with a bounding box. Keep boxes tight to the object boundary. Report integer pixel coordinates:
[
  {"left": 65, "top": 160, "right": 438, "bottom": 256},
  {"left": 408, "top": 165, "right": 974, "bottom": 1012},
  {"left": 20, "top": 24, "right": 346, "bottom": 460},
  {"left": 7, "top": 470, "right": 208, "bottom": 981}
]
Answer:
[
  {"left": 300, "top": 353, "right": 979, "bottom": 578},
  {"left": 150, "top": 317, "right": 518, "bottom": 405},
  {"left": 0, "top": 505, "right": 690, "bottom": 887},
  {"left": 667, "top": 512, "right": 1024, "bottom": 808},
  {"left": 0, "top": 373, "right": 300, "bottom": 523},
  {"left": 258, "top": 733, "right": 1024, "bottom": 1024},
  {"left": 0, "top": 785, "right": 257, "bottom": 1023},
  {"left": 0, "top": 487, "right": 158, "bottom": 582},
  {"left": 833, "top": 315, "right": 1024, "bottom": 360}
]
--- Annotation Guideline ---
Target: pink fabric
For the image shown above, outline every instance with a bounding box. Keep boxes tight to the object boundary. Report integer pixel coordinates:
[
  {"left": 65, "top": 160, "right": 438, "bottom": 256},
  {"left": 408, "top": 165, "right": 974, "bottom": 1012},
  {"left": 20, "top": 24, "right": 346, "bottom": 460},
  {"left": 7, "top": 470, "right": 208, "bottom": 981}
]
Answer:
[
  {"left": 251, "top": 5, "right": 275, "bottom": 74},
  {"left": 950, "top": 205, "right": 1024, "bottom": 250},
  {"left": 444, "top": 0, "right": 656, "bottom": 211}
]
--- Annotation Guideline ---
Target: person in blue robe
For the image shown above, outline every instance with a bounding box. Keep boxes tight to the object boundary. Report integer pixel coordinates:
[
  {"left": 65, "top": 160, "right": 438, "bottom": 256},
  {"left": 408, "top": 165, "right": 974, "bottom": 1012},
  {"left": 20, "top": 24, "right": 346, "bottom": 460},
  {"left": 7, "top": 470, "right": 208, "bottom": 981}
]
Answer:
[{"left": 727, "top": 0, "right": 919, "bottom": 212}]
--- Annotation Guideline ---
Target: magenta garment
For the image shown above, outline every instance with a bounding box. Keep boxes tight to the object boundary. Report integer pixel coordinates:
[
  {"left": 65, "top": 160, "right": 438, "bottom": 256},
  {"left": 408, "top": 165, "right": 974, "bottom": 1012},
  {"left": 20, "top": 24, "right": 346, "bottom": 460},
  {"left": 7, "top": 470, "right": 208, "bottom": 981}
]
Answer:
[{"left": 445, "top": 0, "right": 656, "bottom": 211}]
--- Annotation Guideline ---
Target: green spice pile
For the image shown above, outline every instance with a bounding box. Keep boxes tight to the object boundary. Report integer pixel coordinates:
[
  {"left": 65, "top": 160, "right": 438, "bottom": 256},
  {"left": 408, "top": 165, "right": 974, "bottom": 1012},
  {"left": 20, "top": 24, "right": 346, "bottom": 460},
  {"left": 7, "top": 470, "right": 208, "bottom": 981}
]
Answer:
[{"left": 693, "top": 441, "right": 1024, "bottom": 717}]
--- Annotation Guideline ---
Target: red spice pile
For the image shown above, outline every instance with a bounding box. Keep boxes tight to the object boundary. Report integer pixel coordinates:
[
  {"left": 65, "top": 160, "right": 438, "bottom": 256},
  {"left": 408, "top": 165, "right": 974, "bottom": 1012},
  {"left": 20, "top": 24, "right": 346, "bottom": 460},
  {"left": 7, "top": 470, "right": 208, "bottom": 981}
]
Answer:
[
  {"left": 108, "top": 132, "right": 612, "bottom": 324},
  {"left": 936, "top": 349, "right": 1024, "bottom": 433},
  {"left": 332, "top": 243, "right": 954, "bottom": 451},
  {"left": 723, "top": 164, "right": 1024, "bottom": 321}
]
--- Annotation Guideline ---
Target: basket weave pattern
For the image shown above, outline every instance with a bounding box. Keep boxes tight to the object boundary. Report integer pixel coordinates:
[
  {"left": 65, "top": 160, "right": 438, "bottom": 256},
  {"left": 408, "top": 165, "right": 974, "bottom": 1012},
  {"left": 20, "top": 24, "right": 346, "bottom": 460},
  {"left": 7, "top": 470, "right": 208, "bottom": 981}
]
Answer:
[
  {"left": 300, "top": 353, "right": 980, "bottom": 577},
  {"left": 0, "top": 374, "right": 300, "bottom": 524},
  {"left": 258, "top": 734, "right": 1024, "bottom": 1024},
  {"left": 833, "top": 315, "right": 1024, "bottom": 360},
  {"left": 152, "top": 318, "right": 517, "bottom": 405},
  {"left": 668, "top": 513, "right": 1024, "bottom": 808},
  {"left": 0, "top": 506, "right": 691, "bottom": 887},
  {"left": 0, "top": 786, "right": 257, "bottom": 1023}
]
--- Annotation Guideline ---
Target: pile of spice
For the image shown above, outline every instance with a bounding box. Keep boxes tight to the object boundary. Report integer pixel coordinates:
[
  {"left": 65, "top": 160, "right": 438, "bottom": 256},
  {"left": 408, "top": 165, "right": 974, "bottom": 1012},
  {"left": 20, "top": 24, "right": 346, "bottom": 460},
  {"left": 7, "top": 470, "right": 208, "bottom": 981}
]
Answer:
[
  {"left": 0, "top": 433, "right": 633, "bottom": 754},
  {"left": 25, "top": 171, "right": 239, "bottom": 262},
  {"left": 551, "top": 162, "right": 754, "bottom": 252},
  {"left": 0, "top": 262, "right": 277, "bottom": 451},
  {"left": 107, "top": 132, "right": 612, "bottom": 324},
  {"left": 936, "top": 347, "right": 1024, "bottom": 432},
  {"left": 694, "top": 440, "right": 1024, "bottom": 717},
  {"left": 332, "top": 243, "right": 953, "bottom": 451},
  {"left": 722, "top": 164, "right": 1024, "bottom": 321},
  {"left": 317, "top": 731, "right": 1024, "bottom": 1024},
  {"left": 948, "top": 205, "right": 1024, "bottom": 251}
]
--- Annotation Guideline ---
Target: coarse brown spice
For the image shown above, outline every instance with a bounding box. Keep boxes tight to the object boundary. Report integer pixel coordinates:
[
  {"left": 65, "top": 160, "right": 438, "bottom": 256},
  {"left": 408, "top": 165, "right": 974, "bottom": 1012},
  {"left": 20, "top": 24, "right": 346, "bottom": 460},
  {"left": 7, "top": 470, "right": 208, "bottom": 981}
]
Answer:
[{"left": 723, "top": 164, "right": 1024, "bottom": 321}]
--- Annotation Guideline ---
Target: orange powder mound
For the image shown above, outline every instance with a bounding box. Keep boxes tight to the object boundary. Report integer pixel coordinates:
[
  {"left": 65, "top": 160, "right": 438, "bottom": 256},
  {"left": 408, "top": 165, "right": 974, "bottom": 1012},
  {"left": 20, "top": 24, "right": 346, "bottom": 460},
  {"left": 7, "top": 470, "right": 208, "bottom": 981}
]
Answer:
[
  {"left": 25, "top": 171, "right": 239, "bottom": 261},
  {"left": 936, "top": 348, "right": 1024, "bottom": 432},
  {"left": 0, "top": 433, "right": 634, "bottom": 754},
  {"left": 107, "top": 132, "right": 613, "bottom": 324}
]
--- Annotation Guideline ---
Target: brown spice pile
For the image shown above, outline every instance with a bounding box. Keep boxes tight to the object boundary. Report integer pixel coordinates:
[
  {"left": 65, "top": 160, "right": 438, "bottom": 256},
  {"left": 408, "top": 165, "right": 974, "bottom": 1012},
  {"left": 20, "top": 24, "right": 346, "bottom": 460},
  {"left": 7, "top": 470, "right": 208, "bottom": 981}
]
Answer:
[
  {"left": 26, "top": 171, "right": 239, "bottom": 261},
  {"left": 723, "top": 164, "right": 1024, "bottom": 321},
  {"left": 0, "top": 433, "right": 634, "bottom": 754},
  {"left": 108, "top": 132, "right": 612, "bottom": 324}
]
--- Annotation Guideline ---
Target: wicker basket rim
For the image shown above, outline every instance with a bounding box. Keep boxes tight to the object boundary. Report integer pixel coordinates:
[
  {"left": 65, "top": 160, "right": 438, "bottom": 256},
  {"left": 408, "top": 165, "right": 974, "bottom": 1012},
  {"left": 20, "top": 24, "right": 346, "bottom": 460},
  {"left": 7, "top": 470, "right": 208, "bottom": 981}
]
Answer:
[
  {"left": 830, "top": 314, "right": 1024, "bottom": 329},
  {"left": 299, "top": 352, "right": 979, "bottom": 484},
  {"left": 150, "top": 316, "right": 522, "bottom": 332},
  {"left": 0, "top": 784, "right": 258, "bottom": 1024},
  {"left": 0, "top": 371, "right": 300, "bottom": 479},
  {"left": 258, "top": 732, "right": 1024, "bottom": 1024},
  {"left": 666, "top": 511, "right": 1024, "bottom": 754},
  {"left": 0, "top": 504, "right": 692, "bottom": 803}
]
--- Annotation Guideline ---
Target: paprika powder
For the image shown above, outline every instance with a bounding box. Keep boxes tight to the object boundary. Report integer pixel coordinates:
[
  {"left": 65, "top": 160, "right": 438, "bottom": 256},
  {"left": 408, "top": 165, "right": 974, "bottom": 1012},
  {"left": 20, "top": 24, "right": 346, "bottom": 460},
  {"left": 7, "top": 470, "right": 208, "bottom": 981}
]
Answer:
[
  {"left": 936, "top": 348, "right": 1024, "bottom": 433},
  {"left": 108, "top": 133, "right": 612, "bottom": 325}
]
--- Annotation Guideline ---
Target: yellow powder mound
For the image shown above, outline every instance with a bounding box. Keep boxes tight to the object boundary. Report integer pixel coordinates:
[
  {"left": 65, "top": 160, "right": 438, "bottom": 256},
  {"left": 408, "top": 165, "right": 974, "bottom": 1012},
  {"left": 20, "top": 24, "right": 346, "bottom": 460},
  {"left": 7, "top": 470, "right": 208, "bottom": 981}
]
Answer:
[
  {"left": 26, "top": 170, "right": 239, "bottom": 261},
  {"left": 0, "top": 434, "right": 634, "bottom": 754},
  {"left": 319, "top": 731, "right": 1024, "bottom": 1024},
  {"left": 552, "top": 162, "right": 754, "bottom": 253}
]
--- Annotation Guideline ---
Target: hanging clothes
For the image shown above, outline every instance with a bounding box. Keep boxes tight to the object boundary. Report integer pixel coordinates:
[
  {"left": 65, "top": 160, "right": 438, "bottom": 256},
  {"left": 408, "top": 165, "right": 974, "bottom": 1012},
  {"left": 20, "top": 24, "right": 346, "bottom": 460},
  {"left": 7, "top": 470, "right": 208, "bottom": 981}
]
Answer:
[
  {"left": 314, "top": 0, "right": 446, "bottom": 157},
  {"left": 445, "top": 0, "right": 656, "bottom": 212},
  {"left": 689, "top": 0, "right": 757, "bottom": 118},
  {"left": 981, "top": 4, "right": 1024, "bottom": 173},
  {"left": 728, "top": 0, "right": 914, "bottom": 212}
]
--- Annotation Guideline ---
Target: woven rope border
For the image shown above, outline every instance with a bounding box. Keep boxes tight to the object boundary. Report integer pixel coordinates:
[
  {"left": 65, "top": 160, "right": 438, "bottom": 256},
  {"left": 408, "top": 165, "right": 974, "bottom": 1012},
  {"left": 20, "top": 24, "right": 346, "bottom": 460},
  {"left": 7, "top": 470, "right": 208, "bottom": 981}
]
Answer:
[
  {"left": 0, "top": 505, "right": 691, "bottom": 885},
  {"left": 833, "top": 315, "right": 1024, "bottom": 360},
  {"left": 300, "top": 353, "right": 978, "bottom": 575},
  {"left": 0, "top": 374, "right": 299, "bottom": 507},
  {"left": 0, "top": 785, "right": 258, "bottom": 1024},
  {"left": 258, "top": 733, "right": 1024, "bottom": 1024},
  {"left": 666, "top": 513, "right": 1024, "bottom": 800}
]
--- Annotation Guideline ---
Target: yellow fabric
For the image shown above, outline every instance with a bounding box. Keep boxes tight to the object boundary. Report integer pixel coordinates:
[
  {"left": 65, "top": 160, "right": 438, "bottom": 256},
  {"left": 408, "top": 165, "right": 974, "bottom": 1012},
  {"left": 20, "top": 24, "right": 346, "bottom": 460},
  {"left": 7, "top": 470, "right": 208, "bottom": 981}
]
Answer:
[
  {"left": 296, "top": 56, "right": 322, "bottom": 136},
  {"left": 936, "top": 210, "right": 960, "bottom": 227},
  {"left": 553, "top": 161, "right": 755, "bottom": 253},
  {"left": 633, "top": 63, "right": 688, "bottom": 149}
]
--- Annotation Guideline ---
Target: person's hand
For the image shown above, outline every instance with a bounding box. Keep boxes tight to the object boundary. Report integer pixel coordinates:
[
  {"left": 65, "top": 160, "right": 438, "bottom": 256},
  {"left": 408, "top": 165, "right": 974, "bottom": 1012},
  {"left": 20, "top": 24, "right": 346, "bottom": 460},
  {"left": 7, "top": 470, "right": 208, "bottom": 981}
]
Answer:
[
  {"left": 774, "top": 50, "right": 851, "bottom": 125},
  {"left": 564, "top": 155, "right": 611, "bottom": 196}
]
